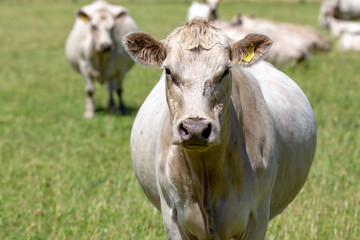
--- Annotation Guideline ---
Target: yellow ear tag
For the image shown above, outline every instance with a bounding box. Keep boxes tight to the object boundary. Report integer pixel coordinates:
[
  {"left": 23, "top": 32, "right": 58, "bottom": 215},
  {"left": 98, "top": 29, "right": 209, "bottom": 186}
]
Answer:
[
  {"left": 242, "top": 43, "right": 255, "bottom": 63},
  {"left": 80, "top": 15, "right": 88, "bottom": 22}
]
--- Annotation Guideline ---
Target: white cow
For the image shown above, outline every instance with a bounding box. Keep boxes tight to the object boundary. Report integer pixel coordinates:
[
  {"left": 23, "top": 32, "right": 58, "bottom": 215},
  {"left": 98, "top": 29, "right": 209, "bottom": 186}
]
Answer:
[
  {"left": 65, "top": 0, "right": 137, "bottom": 118},
  {"left": 124, "top": 18, "right": 317, "bottom": 239},
  {"left": 337, "top": 32, "right": 360, "bottom": 51},
  {"left": 187, "top": 2, "right": 212, "bottom": 22},
  {"left": 187, "top": 0, "right": 220, "bottom": 22},
  {"left": 326, "top": 17, "right": 360, "bottom": 36},
  {"left": 319, "top": 0, "right": 360, "bottom": 28}
]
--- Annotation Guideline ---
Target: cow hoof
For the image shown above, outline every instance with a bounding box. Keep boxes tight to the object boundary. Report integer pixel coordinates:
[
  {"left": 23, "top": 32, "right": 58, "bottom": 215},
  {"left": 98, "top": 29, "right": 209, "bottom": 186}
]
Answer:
[
  {"left": 84, "top": 111, "right": 94, "bottom": 119},
  {"left": 119, "top": 107, "right": 128, "bottom": 115}
]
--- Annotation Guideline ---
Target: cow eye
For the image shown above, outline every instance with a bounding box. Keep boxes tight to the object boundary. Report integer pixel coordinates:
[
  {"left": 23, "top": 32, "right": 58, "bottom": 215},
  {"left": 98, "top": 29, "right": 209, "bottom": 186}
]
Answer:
[
  {"left": 221, "top": 68, "right": 230, "bottom": 80},
  {"left": 165, "top": 68, "right": 180, "bottom": 87},
  {"left": 165, "top": 68, "right": 172, "bottom": 76},
  {"left": 218, "top": 67, "right": 231, "bottom": 82}
]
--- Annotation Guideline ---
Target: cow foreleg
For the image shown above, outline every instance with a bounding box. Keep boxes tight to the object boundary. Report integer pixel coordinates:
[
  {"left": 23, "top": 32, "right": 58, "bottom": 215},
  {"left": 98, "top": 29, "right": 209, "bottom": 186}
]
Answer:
[
  {"left": 160, "top": 197, "right": 183, "bottom": 240},
  {"left": 80, "top": 63, "right": 95, "bottom": 118},
  {"left": 107, "top": 79, "right": 116, "bottom": 112},
  {"left": 243, "top": 203, "right": 270, "bottom": 240}
]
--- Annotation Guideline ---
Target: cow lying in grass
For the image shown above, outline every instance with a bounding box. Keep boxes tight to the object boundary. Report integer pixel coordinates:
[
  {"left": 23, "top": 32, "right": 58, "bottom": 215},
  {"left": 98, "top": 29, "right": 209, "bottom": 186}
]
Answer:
[
  {"left": 124, "top": 18, "right": 317, "bottom": 240},
  {"left": 187, "top": 2, "right": 330, "bottom": 67}
]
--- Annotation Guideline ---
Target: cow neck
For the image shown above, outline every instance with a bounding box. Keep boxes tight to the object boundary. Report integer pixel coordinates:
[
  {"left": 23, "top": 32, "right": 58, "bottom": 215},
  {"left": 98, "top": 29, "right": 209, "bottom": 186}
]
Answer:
[{"left": 89, "top": 44, "right": 111, "bottom": 82}]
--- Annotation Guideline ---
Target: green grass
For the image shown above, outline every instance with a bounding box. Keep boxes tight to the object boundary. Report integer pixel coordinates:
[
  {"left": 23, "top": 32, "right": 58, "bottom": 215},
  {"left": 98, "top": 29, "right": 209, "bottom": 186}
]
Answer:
[{"left": 0, "top": 0, "right": 359, "bottom": 239}]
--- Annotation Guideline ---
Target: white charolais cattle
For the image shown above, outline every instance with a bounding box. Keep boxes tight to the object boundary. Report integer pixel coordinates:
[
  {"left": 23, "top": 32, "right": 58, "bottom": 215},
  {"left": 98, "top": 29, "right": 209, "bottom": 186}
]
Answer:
[
  {"left": 326, "top": 17, "right": 360, "bottom": 36},
  {"left": 218, "top": 14, "right": 330, "bottom": 67},
  {"left": 337, "top": 32, "right": 360, "bottom": 51},
  {"left": 187, "top": 0, "right": 220, "bottom": 22},
  {"left": 187, "top": 2, "right": 212, "bottom": 22},
  {"left": 65, "top": 0, "right": 137, "bottom": 118},
  {"left": 319, "top": 0, "right": 360, "bottom": 28},
  {"left": 124, "top": 18, "right": 317, "bottom": 240}
]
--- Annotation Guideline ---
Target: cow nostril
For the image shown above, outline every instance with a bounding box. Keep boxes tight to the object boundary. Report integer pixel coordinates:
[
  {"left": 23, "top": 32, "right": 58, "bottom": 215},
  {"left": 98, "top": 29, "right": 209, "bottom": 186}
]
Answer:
[
  {"left": 179, "top": 123, "right": 188, "bottom": 136},
  {"left": 202, "top": 124, "right": 211, "bottom": 140},
  {"left": 100, "top": 44, "right": 111, "bottom": 52}
]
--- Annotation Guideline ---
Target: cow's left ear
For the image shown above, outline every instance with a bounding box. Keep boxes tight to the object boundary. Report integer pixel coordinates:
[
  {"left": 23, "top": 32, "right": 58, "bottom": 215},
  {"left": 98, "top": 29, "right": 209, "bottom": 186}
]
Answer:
[{"left": 231, "top": 33, "right": 272, "bottom": 66}]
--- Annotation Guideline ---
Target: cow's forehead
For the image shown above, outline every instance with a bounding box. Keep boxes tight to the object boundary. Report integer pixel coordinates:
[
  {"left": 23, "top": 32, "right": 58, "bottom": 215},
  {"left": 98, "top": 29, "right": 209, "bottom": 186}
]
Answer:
[
  {"left": 91, "top": 9, "right": 114, "bottom": 25},
  {"left": 163, "top": 19, "right": 231, "bottom": 76},
  {"left": 164, "top": 45, "right": 230, "bottom": 79}
]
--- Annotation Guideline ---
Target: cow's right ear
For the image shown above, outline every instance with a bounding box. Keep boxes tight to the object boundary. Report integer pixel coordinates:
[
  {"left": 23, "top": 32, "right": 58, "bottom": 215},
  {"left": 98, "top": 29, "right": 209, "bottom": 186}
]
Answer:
[
  {"left": 77, "top": 10, "right": 90, "bottom": 22},
  {"left": 123, "top": 32, "right": 167, "bottom": 67}
]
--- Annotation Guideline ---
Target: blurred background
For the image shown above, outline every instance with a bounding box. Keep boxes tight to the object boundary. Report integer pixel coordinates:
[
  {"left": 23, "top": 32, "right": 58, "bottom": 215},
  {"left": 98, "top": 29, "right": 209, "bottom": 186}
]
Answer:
[{"left": 0, "top": 0, "right": 359, "bottom": 239}]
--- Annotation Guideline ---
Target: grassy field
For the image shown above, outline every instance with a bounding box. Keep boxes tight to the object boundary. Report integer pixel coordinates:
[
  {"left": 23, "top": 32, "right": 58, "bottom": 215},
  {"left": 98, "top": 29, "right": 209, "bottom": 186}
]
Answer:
[{"left": 0, "top": 0, "right": 359, "bottom": 239}]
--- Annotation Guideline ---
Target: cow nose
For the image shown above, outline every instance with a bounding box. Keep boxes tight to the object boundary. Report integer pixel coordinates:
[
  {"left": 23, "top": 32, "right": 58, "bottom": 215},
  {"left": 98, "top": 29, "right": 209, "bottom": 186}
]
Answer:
[
  {"left": 99, "top": 43, "right": 112, "bottom": 52},
  {"left": 178, "top": 118, "right": 212, "bottom": 145}
]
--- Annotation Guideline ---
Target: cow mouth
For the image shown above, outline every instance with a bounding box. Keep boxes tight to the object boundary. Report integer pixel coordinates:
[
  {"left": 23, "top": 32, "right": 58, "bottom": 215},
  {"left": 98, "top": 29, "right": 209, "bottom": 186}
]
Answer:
[
  {"left": 182, "top": 143, "right": 209, "bottom": 152},
  {"left": 180, "top": 139, "right": 212, "bottom": 151}
]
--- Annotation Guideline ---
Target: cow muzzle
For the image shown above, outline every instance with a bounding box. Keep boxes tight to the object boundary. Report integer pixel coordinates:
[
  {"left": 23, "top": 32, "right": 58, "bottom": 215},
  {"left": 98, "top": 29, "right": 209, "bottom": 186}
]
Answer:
[
  {"left": 176, "top": 118, "right": 215, "bottom": 150},
  {"left": 96, "top": 43, "right": 113, "bottom": 53}
]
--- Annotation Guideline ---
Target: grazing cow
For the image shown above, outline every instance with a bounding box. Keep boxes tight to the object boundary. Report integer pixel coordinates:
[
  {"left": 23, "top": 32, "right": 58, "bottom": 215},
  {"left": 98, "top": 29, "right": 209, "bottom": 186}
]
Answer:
[
  {"left": 124, "top": 18, "right": 317, "bottom": 239},
  {"left": 65, "top": 0, "right": 137, "bottom": 118},
  {"left": 319, "top": 0, "right": 360, "bottom": 28},
  {"left": 337, "top": 32, "right": 360, "bottom": 51}
]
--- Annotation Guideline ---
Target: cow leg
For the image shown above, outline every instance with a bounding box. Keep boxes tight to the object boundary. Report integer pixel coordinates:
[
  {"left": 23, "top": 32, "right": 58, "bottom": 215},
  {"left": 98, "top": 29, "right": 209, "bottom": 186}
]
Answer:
[
  {"left": 160, "top": 197, "right": 183, "bottom": 240},
  {"left": 80, "top": 63, "right": 95, "bottom": 118},
  {"left": 84, "top": 84, "right": 95, "bottom": 119},
  {"left": 117, "top": 88, "right": 127, "bottom": 115},
  {"left": 107, "top": 79, "right": 116, "bottom": 112},
  {"left": 243, "top": 204, "right": 270, "bottom": 240},
  {"left": 115, "top": 72, "right": 127, "bottom": 115}
]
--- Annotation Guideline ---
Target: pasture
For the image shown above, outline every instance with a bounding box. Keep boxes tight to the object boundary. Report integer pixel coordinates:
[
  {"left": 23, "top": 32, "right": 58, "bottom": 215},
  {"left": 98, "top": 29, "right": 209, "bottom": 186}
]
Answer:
[{"left": 0, "top": 0, "right": 359, "bottom": 239}]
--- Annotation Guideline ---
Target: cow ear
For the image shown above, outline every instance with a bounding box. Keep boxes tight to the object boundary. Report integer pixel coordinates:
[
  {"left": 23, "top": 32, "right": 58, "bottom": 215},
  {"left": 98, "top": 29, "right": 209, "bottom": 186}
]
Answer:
[
  {"left": 231, "top": 33, "right": 272, "bottom": 66},
  {"left": 123, "top": 32, "right": 167, "bottom": 67},
  {"left": 115, "top": 10, "right": 128, "bottom": 20},
  {"left": 77, "top": 10, "right": 90, "bottom": 22},
  {"left": 114, "top": 9, "right": 128, "bottom": 20}
]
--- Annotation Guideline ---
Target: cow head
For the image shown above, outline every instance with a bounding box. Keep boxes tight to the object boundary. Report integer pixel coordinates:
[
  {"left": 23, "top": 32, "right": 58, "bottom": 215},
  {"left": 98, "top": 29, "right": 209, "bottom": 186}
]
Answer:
[
  {"left": 124, "top": 19, "right": 272, "bottom": 151},
  {"left": 77, "top": 8, "right": 128, "bottom": 53}
]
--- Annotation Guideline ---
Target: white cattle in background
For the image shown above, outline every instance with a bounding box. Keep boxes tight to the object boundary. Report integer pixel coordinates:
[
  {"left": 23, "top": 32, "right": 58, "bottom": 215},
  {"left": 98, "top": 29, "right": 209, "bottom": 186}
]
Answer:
[
  {"left": 65, "top": 0, "right": 137, "bottom": 118},
  {"left": 337, "top": 32, "right": 360, "bottom": 51},
  {"left": 186, "top": 2, "right": 330, "bottom": 67},
  {"left": 124, "top": 18, "right": 317, "bottom": 240},
  {"left": 219, "top": 14, "right": 331, "bottom": 66},
  {"left": 319, "top": 0, "right": 360, "bottom": 28},
  {"left": 187, "top": 0, "right": 220, "bottom": 21},
  {"left": 216, "top": 18, "right": 310, "bottom": 67},
  {"left": 187, "top": 1, "right": 212, "bottom": 21},
  {"left": 326, "top": 17, "right": 360, "bottom": 36}
]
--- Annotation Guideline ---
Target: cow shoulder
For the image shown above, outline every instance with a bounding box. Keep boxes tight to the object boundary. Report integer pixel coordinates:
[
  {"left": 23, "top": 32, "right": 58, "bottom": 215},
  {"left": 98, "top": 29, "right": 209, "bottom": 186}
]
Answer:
[{"left": 231, "top": 67, "right": 277, "bottom": 175}]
